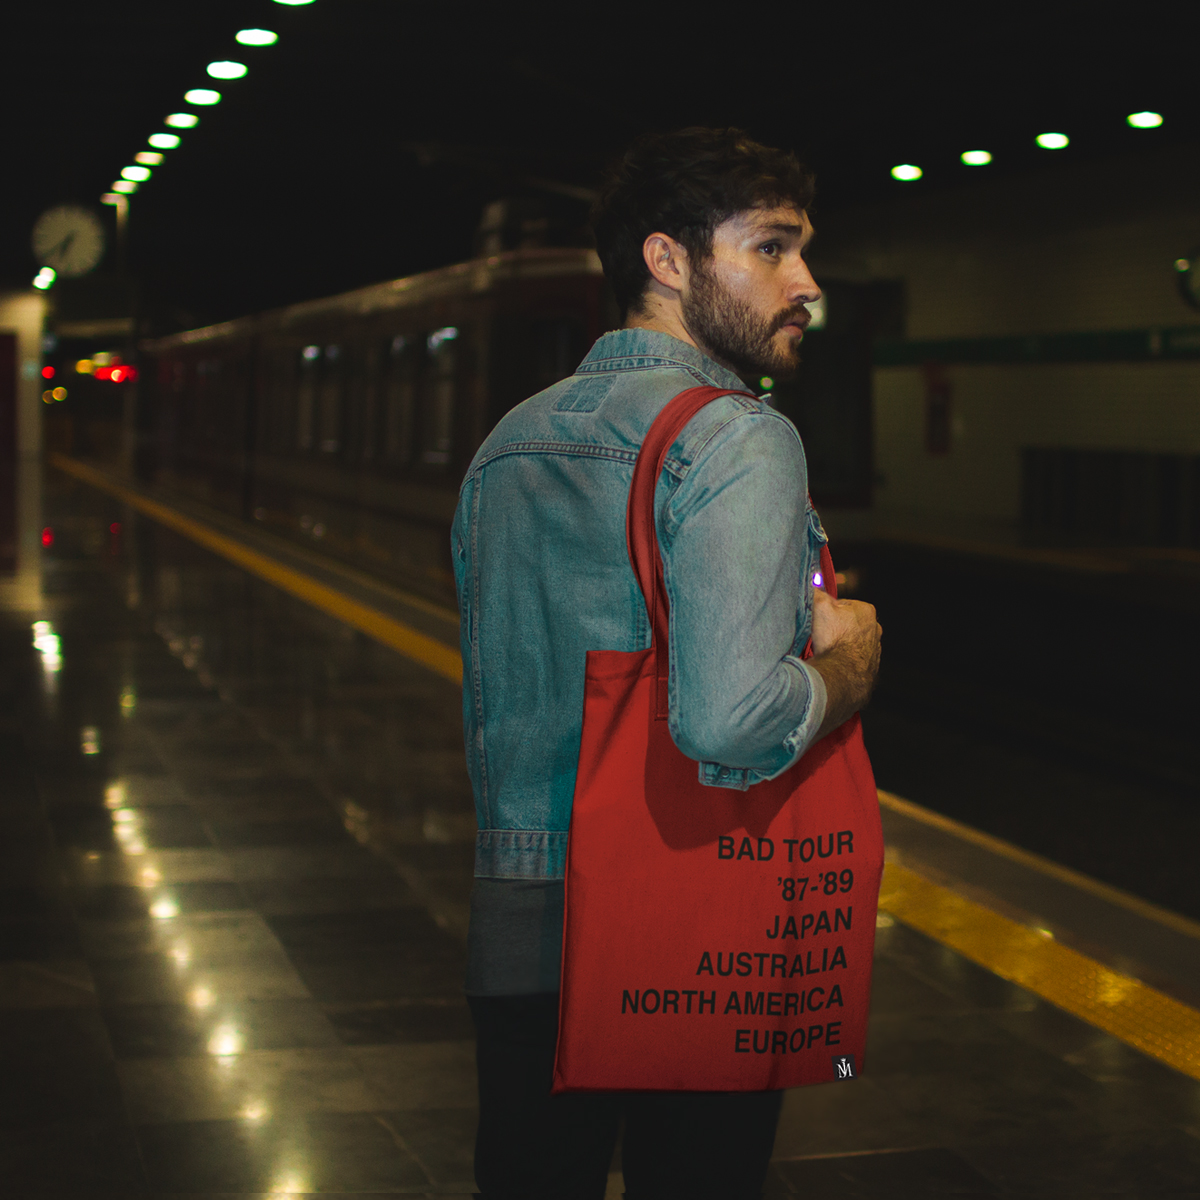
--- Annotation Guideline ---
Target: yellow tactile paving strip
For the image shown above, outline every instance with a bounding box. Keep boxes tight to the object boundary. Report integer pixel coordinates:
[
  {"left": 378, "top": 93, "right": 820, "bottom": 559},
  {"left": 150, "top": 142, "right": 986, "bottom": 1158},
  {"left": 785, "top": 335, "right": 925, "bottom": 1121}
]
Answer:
[
  {"left": 878, "top": 789, "right": 1200, "bottom": 941},
  {"left": 49, "top": 454, "right": 462, "bottom": 684},
  {"left": 879, "top": 860, "right": 1200, "bottom": 1080},
  {"left": 52, "top": 456, "right": 1200, "bottom": 1079}
]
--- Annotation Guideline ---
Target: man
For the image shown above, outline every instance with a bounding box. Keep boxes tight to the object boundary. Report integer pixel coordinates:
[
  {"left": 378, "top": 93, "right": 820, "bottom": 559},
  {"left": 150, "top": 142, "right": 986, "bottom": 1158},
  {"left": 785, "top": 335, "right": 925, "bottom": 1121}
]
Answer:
[{"left": 451, "top": 128, "right": 882, "bottom": 1199}]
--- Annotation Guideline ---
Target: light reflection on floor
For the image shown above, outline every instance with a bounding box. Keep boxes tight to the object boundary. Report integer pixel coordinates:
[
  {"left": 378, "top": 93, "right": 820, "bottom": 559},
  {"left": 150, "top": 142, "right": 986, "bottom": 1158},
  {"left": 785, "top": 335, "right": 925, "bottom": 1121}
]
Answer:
[{"left": 0, "top": 467, "right": 1194, "bottom": 1195}]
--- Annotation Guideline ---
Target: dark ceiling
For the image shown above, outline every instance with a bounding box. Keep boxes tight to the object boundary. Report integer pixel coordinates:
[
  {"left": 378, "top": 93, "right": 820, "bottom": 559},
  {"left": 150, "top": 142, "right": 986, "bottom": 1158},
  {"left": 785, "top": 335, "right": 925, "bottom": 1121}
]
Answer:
[{"left": 7, "top": 1, "right": 1199, "bottom": 329}]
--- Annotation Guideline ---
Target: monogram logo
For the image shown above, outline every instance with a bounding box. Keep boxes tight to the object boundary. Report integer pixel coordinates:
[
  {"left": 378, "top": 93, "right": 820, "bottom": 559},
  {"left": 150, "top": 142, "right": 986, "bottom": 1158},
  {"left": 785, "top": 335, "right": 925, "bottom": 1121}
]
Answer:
[{"left": 831, "top": 1054, "right": 857, "bottom": 1081}]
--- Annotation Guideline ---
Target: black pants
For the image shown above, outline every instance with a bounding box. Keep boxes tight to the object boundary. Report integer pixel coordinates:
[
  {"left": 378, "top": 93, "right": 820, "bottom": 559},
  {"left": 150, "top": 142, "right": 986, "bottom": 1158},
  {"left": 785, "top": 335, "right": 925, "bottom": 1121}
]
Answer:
[{"left": 469, "top": 993, "right": 784, "bottom": 1200}]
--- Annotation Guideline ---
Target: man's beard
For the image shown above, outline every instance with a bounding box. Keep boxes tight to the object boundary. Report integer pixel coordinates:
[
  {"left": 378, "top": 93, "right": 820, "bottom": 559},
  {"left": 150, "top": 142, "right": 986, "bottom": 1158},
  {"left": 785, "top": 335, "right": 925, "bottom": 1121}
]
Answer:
[{"left": 681, "top": 263, "right": 806, "bottom": 380}]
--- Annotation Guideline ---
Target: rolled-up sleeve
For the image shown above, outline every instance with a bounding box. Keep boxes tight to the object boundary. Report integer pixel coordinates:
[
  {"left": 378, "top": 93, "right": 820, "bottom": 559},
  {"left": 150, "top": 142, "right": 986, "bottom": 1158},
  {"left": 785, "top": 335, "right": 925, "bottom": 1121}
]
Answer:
[{"left": 660, "top": 410, "right": 825, "bottom": 788}]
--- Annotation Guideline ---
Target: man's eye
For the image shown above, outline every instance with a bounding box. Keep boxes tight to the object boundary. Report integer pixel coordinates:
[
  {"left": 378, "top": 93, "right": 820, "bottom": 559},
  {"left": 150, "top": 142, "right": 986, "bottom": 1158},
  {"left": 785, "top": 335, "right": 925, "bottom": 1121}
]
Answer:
[{"left": 760, "top": 242, "right": 781, "bottom": 257}]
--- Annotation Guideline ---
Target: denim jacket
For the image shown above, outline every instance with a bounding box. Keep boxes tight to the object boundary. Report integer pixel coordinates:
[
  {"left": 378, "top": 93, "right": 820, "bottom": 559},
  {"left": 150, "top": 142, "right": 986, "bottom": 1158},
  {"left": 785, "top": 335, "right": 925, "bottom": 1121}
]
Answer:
[{"left": 452, "top": 329, "right": 829, "bottom": 883}]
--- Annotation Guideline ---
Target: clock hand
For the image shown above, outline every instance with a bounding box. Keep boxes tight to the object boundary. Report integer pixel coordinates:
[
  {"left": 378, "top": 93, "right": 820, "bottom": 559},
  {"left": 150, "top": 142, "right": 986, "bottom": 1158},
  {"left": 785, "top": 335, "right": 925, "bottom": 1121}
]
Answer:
[{"left": 46, "top": 232, "right": 76, "bottom": 262}]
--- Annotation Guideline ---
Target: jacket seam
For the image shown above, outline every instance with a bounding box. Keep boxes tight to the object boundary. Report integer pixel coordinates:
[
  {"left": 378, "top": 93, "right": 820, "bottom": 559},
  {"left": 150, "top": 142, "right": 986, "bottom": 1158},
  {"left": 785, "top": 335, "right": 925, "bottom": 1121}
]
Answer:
[
  {"left": 575, "top": 359, "right": 721, "bottom": 382},
  {"left": 468, "top": 473, "right": 490, "bottom": 827},
  {"left": 661, "top": 406, "right": 799, "bottom": 535},
  {"left": 469, "top": 440, "right": 641, "bottom": 474}
]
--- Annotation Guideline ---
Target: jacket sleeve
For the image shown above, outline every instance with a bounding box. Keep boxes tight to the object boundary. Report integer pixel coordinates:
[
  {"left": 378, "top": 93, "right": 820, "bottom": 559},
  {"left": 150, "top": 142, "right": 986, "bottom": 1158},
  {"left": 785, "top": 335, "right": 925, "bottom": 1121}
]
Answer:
[{"left": 659, "top": 409, "right": 826, "bottom": 788}]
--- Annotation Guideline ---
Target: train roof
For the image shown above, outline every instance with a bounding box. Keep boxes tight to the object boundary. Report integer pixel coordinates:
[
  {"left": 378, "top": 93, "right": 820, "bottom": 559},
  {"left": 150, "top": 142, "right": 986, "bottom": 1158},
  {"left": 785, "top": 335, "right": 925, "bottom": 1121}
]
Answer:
[{"left": 142, "top": 246, "right": 604, "bottom": 353}]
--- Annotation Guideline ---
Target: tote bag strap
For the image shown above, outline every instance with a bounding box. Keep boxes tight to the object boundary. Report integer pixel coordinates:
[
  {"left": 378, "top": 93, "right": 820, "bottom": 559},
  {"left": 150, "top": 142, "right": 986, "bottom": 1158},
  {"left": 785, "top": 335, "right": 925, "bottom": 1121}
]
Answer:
[{"left": 625, "top": 385, "right": 756, "bottom": 719}]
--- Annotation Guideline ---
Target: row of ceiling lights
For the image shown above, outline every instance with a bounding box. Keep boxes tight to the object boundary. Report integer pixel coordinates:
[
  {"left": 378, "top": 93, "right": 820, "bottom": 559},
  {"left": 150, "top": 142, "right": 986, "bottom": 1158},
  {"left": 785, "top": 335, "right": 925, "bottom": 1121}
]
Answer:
[
  {"left": 99, "top": 0, "right": 315, "bottom": 207},
  {"left": 889, "top": 112, "right": 1166, "bottom": 181}
]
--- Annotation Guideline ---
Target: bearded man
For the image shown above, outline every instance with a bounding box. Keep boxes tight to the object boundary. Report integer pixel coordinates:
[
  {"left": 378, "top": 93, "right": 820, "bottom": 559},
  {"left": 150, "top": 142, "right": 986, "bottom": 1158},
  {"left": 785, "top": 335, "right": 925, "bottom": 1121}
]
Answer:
[{"left": 452, "top": 127, "right": 882, "bottom": 1199}]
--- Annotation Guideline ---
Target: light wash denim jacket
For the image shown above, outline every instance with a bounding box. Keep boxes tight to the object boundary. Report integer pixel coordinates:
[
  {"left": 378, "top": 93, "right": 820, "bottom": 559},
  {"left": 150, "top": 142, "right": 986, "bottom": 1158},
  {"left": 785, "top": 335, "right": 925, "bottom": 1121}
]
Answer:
[{"left": 452, "top": 329, "right": 829, "bottom": 883}]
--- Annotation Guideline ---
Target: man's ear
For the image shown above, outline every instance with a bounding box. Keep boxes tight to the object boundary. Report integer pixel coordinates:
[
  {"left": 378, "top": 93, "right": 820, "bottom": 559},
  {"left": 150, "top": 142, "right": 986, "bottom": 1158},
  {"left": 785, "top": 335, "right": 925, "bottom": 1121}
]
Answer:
[{"left": 642, "top": 232, "right": 690, "bottom": 295}]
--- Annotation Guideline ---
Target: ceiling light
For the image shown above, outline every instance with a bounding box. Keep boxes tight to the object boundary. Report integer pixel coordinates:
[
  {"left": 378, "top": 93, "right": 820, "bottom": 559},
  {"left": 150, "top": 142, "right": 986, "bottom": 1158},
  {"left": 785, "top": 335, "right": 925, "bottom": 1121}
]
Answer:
[
  {"left": 890, "top": 164, "right": 922, "bottom": 181},
  {"left": 122, "top": 165, "right": 152, "bottom": 182},
  {"left": 135, "top": 151, "right": 163, "bottom": 165},
  {"left": 274, "top": 0, "right": 316, "bottom": 5},
  {"left": 236, "top": 28, "right": 278, "bottom": 45},
  {"left": 100, "top": 194, "right": 123, "bottom": 205},
  {"left": 149, "top": 133, "right": 181, "bottom": 149},
  {"left": 960, "top": 150, "right": 992, "bottom": 166},
  {"left": 184, "top": 89, "right": 222, "bottom": 106},
  {"left": 1126, "top": 111, "right": 1163, "bottom": 129},
  {"left": 206, "top": 61, "right": 247, "bottom": 80},
  {"left": 1035, "top": 132, "right": 1069, "bottom": 149},
  {"left": 165, "top": 113, "right": 199, "bottom": 128},
  {"left": 112, "top": 180, "right": 138, "bottom": 194}
]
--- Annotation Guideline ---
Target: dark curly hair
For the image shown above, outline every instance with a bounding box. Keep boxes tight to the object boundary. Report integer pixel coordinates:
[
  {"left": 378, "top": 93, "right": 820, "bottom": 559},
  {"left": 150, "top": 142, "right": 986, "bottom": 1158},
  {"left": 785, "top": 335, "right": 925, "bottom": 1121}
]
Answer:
[{"left": 590, "top": 127, "right": 815, "bottom": 318}]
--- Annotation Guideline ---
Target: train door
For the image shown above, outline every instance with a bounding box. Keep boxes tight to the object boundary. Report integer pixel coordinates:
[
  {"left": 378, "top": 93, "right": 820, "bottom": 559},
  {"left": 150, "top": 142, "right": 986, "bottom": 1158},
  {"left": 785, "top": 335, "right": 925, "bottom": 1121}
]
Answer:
[{"left": 767, "top": 279, "right": 903, "bottom": 508}]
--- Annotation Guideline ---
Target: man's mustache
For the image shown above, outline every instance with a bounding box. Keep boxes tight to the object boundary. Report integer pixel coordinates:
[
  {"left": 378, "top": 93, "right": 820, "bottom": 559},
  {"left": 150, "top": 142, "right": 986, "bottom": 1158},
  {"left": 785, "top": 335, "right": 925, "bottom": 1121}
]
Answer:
[{"left": 773, "top": 309, "right": 811, "bottom": 332}]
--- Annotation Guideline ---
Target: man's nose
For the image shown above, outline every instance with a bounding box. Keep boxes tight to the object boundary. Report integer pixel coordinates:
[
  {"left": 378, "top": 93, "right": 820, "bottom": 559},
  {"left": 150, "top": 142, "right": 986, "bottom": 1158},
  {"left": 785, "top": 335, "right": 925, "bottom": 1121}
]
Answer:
[{"left": 789, "top": 262, "right": 821, "bottom": 306}]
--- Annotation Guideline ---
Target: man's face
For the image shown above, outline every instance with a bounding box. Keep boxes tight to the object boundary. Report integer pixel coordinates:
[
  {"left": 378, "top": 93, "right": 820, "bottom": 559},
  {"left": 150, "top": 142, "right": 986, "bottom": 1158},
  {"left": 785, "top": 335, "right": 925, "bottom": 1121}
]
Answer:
[{"left": 680, "top": 205, "right": 820, "bottom": 380}]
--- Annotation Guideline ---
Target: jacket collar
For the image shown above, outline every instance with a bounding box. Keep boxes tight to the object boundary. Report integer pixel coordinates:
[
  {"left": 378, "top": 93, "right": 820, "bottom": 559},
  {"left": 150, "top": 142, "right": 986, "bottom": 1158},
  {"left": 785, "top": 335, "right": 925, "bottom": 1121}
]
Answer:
[{"left": 578, "top": 329, "right": 749, "bottom": 393}]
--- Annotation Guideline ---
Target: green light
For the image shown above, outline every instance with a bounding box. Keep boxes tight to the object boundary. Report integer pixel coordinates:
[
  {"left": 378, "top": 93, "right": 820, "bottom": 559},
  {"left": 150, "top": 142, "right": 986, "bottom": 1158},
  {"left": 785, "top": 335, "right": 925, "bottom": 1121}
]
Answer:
[
  {"left": 759, "top": 376, "right": 774, "bottom": 391},
  {"left": 206, "top": 61, "right": 247, "bottom": 80},
  {"left": 149, "top": 133, "right": 181, "bottom": 149},
  {"left": 135, "top": 151, "right": 163, "bottom": 165},
  {"left": 122, "top": 165, "right": 151, "bottom": 182},
  {"left": 165, "top": 113, "right": 199, "bottom": 128},
  {"left": 184, "top": 89, "right": 222, "bottom": 105},
  {"left": 236, "top": 28, "right": 278, "bottom": 45},
  {"left": 1127, "top": 111, "right": 1163, "bottom": 129},
  {"left": 1035, "top": 132, "right": 1069, "bottom": 150},
  {"left": 1175, "top": 258, "right": 1190, "bottom": 273},
  {"left": 890, "top": 163, "right": 922, "bottom": 181},
  {"left": 112, "top": 180, "right": 138, "bottom": 194},
  {"left": 960, "top": 150, "right": 992, "bottom": 166}
]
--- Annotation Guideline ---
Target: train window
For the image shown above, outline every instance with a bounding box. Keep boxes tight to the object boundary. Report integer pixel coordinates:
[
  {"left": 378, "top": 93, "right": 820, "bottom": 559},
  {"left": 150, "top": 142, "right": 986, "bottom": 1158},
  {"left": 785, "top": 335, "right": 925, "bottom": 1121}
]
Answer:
[
  {"left": 266, "top": 346, "right": 297, "bottom": 453},
  {"left": 421, "top": 327, "right": 458, "bottom": 467},
  {"left": 296, "top": 345, "right": 319, "bottom": 451},
  {"left": 318, "top": 344, "right": 343, "bottom": 454},
  {"left": 349, "top": 342, "right": 378, "bottom": 463},
  {"left": 382, "top": 335, "right": 416, "bottom": 466}
]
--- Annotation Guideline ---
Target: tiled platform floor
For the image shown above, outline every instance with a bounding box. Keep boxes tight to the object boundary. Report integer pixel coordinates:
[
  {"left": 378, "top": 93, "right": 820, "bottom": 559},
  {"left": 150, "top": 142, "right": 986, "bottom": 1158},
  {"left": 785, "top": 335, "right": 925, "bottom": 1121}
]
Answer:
[{"left": 0, "top": 469, "right": 1196, "bottom": 1195}]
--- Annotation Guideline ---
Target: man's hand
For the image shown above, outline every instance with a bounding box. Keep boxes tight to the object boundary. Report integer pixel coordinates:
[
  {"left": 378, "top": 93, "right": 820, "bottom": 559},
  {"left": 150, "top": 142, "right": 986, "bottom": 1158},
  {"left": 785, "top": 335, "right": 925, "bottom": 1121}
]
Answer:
[{"left": 808, "top": 588, "right": 882, "bottom": 740}]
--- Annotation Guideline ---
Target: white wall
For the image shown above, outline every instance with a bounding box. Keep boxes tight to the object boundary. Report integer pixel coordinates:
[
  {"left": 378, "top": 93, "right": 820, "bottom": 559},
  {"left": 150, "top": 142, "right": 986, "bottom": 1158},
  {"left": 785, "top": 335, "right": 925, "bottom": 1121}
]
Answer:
[
  {"left": 811, "top": 143, "right": 1200, "bottom": 530},
  {"left": 874, "top": 360, "right": 1200, "bottom": 526}
]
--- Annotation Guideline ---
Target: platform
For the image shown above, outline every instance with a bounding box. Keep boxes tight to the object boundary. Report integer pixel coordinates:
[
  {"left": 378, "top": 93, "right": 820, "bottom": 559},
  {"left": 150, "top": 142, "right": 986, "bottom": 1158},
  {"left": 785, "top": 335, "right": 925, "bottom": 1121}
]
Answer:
[{"left": 0, "top": 461, "right": 1197, "bottom": 1196}]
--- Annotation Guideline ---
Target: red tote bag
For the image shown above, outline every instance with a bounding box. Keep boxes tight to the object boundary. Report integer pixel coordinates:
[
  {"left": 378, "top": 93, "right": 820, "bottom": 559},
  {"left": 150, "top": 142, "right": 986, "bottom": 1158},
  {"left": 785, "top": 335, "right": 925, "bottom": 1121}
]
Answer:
[{"left": 553, "top": 386, "right": 884, "bottom": 1094}]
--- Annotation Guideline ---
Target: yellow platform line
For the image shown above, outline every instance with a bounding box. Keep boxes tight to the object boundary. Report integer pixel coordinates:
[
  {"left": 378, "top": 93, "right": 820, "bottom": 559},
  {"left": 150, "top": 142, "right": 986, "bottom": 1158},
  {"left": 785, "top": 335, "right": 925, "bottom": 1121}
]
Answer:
[
  {"left": 879, "top": 860, "right": 1200, "bottom": 1080},
  {"left": 878, "top": 789, "right": 1200, "bottom": 942},
  {"left": 49, "top": 454, "right": 462, "bottom": 685}
]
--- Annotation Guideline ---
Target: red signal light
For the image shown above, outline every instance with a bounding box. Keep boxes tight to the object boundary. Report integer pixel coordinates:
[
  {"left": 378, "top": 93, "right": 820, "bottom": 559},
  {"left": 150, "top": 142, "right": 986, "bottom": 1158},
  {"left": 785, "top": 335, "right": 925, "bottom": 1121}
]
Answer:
[
  {"left": 41, "top": 528, "right": 53, "bottom": 548},
  {"left": 95, "top": 365, "right": 139, "bottom": 383},
  {"left": 110, "top": 522, "right": 121, "bottom": 534},
  {"left": 41, "top": 366, "right": 55, "bottom": 379}
]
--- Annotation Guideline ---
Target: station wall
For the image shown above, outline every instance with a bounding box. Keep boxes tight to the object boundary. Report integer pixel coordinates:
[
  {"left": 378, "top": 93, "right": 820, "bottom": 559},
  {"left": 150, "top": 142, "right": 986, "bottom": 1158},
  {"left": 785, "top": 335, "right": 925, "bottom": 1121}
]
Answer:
[{"left": 811, "top": 143, "right": 1200, "bottom": 538}]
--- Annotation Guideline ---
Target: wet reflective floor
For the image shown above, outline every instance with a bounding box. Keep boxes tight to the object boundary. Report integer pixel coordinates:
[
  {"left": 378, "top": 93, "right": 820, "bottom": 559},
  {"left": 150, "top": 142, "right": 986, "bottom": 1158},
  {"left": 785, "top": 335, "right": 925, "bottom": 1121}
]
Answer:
[{"left": 0, "top": 466, "right": 1197, "bottom": 1196}]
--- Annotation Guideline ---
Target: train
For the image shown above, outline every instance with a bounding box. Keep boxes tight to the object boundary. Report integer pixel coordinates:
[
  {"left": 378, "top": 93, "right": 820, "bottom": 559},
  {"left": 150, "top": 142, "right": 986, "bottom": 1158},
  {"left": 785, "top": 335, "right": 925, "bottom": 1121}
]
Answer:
[
  {"left": 134, "top": 248, "right": 615, "bottom": 601},
  {"left": 125, "top": 247, "right": 877, "bottom": 604}
]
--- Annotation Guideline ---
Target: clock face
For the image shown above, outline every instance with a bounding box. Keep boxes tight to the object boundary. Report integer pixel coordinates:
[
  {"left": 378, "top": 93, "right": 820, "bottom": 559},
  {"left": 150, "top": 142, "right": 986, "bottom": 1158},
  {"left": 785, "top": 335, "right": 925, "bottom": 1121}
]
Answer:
[{"left": 31, "top": 206, "right": 106, "bottom": 278}]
